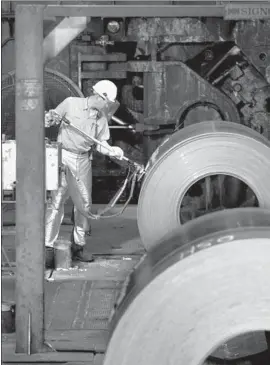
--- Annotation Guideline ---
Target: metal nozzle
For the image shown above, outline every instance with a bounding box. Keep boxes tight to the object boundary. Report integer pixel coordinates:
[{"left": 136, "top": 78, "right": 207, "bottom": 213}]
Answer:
[{"left": 133, "top": 162, "right": 145, "bottom": 181}]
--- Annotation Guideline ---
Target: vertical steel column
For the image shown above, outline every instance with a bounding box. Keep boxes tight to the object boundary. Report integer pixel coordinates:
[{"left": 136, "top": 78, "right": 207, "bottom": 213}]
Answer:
[{"left": 15, "top": 4, "right": 45, "bottom": 354}]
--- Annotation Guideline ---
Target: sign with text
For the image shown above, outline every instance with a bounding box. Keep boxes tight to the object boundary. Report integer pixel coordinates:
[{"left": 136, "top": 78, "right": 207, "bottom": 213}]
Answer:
[{"left": 225, "top": 3, "right": 270, "bottom": 20}]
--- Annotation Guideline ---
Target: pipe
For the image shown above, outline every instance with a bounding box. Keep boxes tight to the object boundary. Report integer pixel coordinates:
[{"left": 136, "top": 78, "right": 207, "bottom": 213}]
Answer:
[
  {"left": 112, "top": 115, "right": 129, "bottom": 126},
  {"left": 112, "top": 116, "right": 136, "bottom": 133},
  {"left": 15, "top": 4, "right": 45, "bottom": 353},
  {"left": 109, "top": 126, "right": 132, "bottom": 129},
  {"left": 43, "top": 17, "right": 89, "bottom": 63}
]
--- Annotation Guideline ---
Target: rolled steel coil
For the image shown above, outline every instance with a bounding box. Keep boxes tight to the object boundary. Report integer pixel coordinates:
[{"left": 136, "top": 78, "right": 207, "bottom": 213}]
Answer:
[
  {"left": 138, "top": 121, "right": 270, "bottom": 250},
  {"left": 104, "top": 208, "right": 270, "bottom": 365}
]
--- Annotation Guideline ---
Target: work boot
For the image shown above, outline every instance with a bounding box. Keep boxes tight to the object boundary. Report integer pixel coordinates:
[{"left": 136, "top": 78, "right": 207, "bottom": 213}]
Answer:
[
  {"left": 71, "top": 243, "right": 94, "bottom": 263},
  {"left": 45, "top": 247, "right": 55, "bottom": 269}
]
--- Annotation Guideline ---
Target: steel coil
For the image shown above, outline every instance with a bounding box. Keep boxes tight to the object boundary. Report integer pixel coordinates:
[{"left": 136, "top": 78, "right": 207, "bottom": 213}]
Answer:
[
  {"left": 104, "top": 208, "right": 270, "bottom": 365},
  {"left": 138, "top": 121, "right": 270, "bottom": 250}
]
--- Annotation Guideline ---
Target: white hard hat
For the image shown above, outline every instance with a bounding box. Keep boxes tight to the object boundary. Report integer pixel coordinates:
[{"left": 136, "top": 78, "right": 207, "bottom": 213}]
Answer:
[{"left": 93, "top": 80, "right": 117, "bottom": 103}]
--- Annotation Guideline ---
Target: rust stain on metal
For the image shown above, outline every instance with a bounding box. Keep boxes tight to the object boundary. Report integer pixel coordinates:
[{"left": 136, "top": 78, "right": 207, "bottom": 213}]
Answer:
[
  {"left": 127, "top": 18, "right": 216, "bottom": 43},
  {"left": 16, "top": 79, "right": 42, "bottom": 111},
  {"left": 19, "top": 99, "right": 40, "bottom": 111},
  {"left": 17, "top": 79, "right": 42, "bottom": 97}
]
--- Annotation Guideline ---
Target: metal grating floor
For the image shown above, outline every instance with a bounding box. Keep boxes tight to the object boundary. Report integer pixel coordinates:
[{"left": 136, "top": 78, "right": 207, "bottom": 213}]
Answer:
[{"left": 45, "top": 279, "right": 122, "bottom": 331}]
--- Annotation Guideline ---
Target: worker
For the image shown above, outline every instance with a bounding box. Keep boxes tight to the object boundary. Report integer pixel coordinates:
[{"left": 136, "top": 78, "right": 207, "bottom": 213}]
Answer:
[{"left": 44, "top": 80, "right": 124, "bottom": 269}]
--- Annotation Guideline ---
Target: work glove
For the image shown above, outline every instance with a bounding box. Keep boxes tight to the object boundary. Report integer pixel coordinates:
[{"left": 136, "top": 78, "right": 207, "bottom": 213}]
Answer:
[
  {"left": 109, "top": 146, "right": 124, "bottom": 160},
  {"left": 45, "top": 110, "right": 62, "bottom": 127}
]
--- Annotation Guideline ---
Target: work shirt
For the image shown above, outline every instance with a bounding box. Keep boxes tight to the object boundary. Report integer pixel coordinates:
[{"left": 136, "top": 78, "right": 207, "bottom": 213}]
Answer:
[{"left": 54, "top": 97, "right": 110, "bottom": 154}]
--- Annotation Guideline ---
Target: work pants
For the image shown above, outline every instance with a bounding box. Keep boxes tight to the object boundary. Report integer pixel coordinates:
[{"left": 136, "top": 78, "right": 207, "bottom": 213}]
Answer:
[
  {"left": 45, "top": 149, "right": 92, "bottom": 247},
  {"left": 71, "top": 206, "right": 91, "bottom": 234}
]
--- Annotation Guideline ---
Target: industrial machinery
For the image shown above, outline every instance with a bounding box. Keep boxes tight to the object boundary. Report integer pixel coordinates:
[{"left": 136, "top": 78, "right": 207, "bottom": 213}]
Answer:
[
  {"left": 2, "top": 6, "right": 270, "bottom": 206},
  {"left": 2, "top": 139, "right": 61, "bottom": 192},
  {"left": 1, "top": 2, "right": 270, "bottom": 364},
  {"left": 186, "top": 41, "right": 270, "bottom": 138},
  {"left": 2, "top": 7, "right": 270, "bottom": 204}
]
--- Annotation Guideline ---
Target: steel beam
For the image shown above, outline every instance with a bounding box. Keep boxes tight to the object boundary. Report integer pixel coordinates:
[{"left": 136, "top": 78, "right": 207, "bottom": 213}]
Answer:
[
  {"left": 15, "top": 4, "right": 45, "bottom": 354},
  {"left": 43, "top": 16, "right": 89, "bottom": 64},
  {"left": 44, "top": 4, "right": 225, "bottom": 17},
  {"left": 224, "top": 3, "right": 270, "bottom": 20}
]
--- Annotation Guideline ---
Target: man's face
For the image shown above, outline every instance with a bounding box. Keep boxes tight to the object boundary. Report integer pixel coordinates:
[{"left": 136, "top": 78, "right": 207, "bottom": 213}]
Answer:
[
  {"left": 88, "top": 92, "right": 119, "bottom": 120},
  {"left": 88, "top": 94, "right": 108, "bottom": 111},
  {"left": 88, "top": 93, "right": 116, "bottom": 120}
]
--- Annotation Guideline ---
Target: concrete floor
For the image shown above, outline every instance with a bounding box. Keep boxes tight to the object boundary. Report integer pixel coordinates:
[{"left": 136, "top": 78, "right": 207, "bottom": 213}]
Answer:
[
  {"left": 2, "top": 201, "right": 144, "bottom": 363},
  {"left": 2, "top": 200, "right": 143, "bottom": 258}
]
